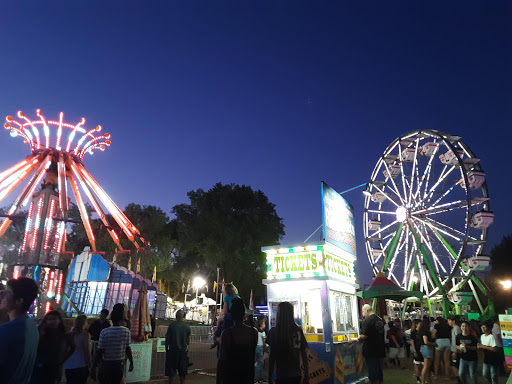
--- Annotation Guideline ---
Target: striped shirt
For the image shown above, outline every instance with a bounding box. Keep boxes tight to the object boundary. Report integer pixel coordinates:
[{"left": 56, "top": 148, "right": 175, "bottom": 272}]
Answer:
[{"left": 98, "top": 326, "right": 130, "bottom": 361}]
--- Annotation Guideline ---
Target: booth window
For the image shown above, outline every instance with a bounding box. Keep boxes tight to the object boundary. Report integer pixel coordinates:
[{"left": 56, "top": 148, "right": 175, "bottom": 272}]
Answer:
[
  {"left": 300, "top": 288, "right": 323, "bottom": 333},
  {"left": 330, "top": 291, "right": 357, "bottom": 334}
]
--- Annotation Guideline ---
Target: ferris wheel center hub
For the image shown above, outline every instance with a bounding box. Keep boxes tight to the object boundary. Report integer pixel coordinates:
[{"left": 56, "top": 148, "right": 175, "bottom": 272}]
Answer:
[{"left": 395, "top": 206, "right": 408, "bottom": 222}]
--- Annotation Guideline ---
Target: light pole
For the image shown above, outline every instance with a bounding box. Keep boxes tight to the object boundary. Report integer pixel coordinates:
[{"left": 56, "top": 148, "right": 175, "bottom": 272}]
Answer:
[{"left": 193, "top": 276, "right": 206, "bottom": 323}]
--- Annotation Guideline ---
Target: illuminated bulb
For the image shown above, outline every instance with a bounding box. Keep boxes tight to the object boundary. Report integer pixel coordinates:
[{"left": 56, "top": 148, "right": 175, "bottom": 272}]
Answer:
[
  {"left": 6, "top": 116, "right": 13, "bottom": 121},
  {"left": 106, "top": 140, "right": 111, "bottom": 145},
  {"left": 500, "top": 280, "right": 512, "bottom": 289},
  {"left": 96, "top": 125, "right": 102, "bottom": 131},
  {"left": 18, "top": 111, "right": 24, "bottom": 117},
  {"left": 104, "top": 133, "right": 110, "bottom": 139},
  {"left": 396, "top": 206, "right": 408, "bottom": 222},
  {"left": 10, "top": 130, "right": 18, "bottom": 137}
]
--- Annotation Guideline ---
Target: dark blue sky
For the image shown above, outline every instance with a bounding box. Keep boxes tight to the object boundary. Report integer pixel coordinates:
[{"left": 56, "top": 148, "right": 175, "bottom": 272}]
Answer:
[{"left": 0, "top": 1, "right": 510, "bottom": 285}]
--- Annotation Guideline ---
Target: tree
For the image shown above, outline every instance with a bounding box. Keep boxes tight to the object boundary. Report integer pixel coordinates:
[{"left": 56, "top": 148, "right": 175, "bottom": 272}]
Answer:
[
  {"left": 0, "top": 208, "right": 26, "bottom": 277},
  {"left": 67, "top": 202, "right": 175, "bottom": 281},
  {"left": 171, "top": 183, "right": 285, "bottom": 301},
  {"left": 484, "top": 234, "right": 512, "bottom": 313}
]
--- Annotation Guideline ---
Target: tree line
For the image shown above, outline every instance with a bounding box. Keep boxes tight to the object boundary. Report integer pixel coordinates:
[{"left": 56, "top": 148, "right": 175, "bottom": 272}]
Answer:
[{"left": 0, "top": 183, "right": 285, "bottom": 304}]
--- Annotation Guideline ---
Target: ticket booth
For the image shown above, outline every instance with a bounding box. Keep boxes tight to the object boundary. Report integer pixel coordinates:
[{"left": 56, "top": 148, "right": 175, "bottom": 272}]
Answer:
[{"left": 263, "top": 241, "right": 366, "bottom": 384}]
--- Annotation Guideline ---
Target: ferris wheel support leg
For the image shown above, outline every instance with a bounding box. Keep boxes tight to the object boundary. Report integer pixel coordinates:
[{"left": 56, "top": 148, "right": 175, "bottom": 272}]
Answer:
[
  {"left": 470, "top": 276, "right": 495, "bottom": 317},
  {"left": 401, "top": 298, "right": 408, "bottom": 320},
  {"left": 409, "top": 223, "right": 443, "bottom": 290},
  {"left": 468, "top": 279, "right": 484, "bottom": 314},
  {"left": 383, "top": 223, "right": 403, "bottom": 272},
  {"left": 442, "top": 296, "right": 451, "bottom": 318},
  {"left": 455, "top": 304, "right": 460, "bottom": 315},
  {"left": 427, "top": 298, "right": 434, "bottom": 317}
]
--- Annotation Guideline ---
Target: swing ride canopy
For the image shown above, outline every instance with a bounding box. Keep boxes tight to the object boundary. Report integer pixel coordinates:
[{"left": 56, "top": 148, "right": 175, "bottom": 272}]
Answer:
[
  {"left": 357, "top": 272, "right": 424, "bottom": 301},
  {"left": 0, "top": 109, "right": 146, "bottom": 255}
]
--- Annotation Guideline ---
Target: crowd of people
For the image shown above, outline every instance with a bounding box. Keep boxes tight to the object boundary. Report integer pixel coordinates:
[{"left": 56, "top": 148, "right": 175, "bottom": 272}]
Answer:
[
  {"left": 359, "top": 303, "right": 506, "bottom": 384},
  {"left": 1, "top": 277, "right": 508, "bottom": 384},
  {"left": 0, "top": 277, "right": 134, "bottom": 384},
  {"left": 190, "top": 283, "right": 308, "bottom": 384}
]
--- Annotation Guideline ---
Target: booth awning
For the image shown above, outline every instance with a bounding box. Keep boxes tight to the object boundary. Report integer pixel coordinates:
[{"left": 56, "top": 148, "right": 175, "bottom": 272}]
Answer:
[{"left": 357, "top": 272, "right": 423, "bottom": 301}]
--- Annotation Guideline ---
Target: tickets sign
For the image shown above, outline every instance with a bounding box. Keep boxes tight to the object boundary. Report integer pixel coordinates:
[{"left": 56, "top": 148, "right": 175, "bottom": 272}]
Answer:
[
  {"left": 271, "top": 251, "right": 322, "bottom": 277},
  {"left": 265, "top": 246, "right": 356, "bottom": 284}
]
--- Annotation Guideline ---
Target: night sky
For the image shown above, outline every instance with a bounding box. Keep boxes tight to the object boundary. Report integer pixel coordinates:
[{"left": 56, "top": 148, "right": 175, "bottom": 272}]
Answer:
[{"left": 0, "top": 1, "right": 510, "bottom": 286}]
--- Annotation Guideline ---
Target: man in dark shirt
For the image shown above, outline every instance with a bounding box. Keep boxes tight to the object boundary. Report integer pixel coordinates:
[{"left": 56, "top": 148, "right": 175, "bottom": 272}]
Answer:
[
  {"left": 88, "top": 309, "right": 111, "bottom": 341},
  {"left": 359, "top": 304, "right": 385, "bottom": 384},
  {"left": 165, "top": 309, "right": 191, "bottom": 384}
]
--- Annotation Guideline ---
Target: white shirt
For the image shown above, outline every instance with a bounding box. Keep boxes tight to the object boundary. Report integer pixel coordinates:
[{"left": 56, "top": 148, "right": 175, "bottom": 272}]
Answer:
[
  {"left": 492, "top": 323, "right": 503, "bottom": 347},
  {"left": 480, "top": 333, "right": 497, "bottom": 348},
  {"left": 384, "top": 324, "right": 390, "bottom": 343},
  {"left": 451, "top": 325, "right": 461, "bottom": 352},
  {"left": 257, "top": 331, "right": 265, "bottom": 347}
]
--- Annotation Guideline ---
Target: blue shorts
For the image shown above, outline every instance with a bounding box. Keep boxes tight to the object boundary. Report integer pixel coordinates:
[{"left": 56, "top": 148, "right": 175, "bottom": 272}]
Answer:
[
  {"left": 420, "top": 345, "right": 434, "bottom": 359},
  {"left": 436, "top": 338, "right": 451, "bottom": 351},
  {"left": 364, "top": 357, "right": 383, "bottom": 382}
]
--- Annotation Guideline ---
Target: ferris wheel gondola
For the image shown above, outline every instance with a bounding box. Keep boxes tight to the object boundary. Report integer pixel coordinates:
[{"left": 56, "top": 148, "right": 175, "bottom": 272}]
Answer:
[{"left": 363, "top": 130, "right": 493, "bottom": 316}]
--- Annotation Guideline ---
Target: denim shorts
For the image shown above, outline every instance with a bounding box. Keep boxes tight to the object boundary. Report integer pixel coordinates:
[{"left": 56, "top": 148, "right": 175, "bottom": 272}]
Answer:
[
  {"left": 420, "top": 345, "right": 434, "bottom": 359},
  {"left": 435, "top": 338, "right": 451, "bottom": 351}
]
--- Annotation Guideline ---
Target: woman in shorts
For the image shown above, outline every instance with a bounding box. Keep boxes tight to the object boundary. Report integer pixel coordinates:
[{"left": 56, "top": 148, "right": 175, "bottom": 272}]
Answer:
[
  {"left": 433, "top": 317, "right": 452, "bottom": 377},
  {"left": 419, "top": 318, "right": 437, "bottom": 384}
]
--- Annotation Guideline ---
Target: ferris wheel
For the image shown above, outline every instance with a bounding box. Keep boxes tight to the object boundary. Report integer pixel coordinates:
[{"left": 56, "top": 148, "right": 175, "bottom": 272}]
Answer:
[{"left": 363, "top": 130, "right": 494, "bottom": 314}]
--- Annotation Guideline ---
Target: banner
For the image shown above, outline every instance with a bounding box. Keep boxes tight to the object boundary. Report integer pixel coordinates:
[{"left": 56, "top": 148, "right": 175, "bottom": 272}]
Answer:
[
  {"left": 125, "top": 342, "right": 152, "bottom": 383},
  {"left": 499, "top": 314, "right": 512, "bottom": 370},
  {"left": 321, "top": 181, "right": 356, "bottom": 256}
]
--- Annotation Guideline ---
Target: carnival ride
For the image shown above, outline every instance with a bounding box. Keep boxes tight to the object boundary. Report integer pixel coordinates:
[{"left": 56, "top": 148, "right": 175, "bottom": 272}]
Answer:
[
  {"left": 363, "top": 130, "right": 493, "bottom": 316},
  {"left": 0, "top": 109, "right": 147, "bottom": 313}
]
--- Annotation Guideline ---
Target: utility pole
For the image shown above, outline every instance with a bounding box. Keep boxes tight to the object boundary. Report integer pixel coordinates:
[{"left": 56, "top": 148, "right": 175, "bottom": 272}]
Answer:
[{"left": 215, "top": 266, "right": 220, "bottom": 316}]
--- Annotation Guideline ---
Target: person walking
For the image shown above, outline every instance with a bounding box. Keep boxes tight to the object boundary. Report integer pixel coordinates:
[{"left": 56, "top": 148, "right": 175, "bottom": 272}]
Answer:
[
  {"left": 65, "top": 315, "right": 91, "bottom": 384},
  {"left": 165, "top": 309, "right": 191, "bottom": 384},
  {"left": 418, "top": 318, "right": 437, "bottom": 384},
  {"left": 267, "top": 301, "right": 308, "bottom": 384},
  {"left": 410, "top": 319, "right": 424, "bottom": 384},
  {"left": 456, "top": 321, "right": 478, "bottom": 384},
  {"left": 478, "top": 320, "right": 499, "bottom": 384},
  {"left": 88, "top": 309, "right": 110, "bottom": 362},
  {"left": 88, "top": 309, "right": 111, "bottom": 341},
  {"left": 358, "top": 304, "right": 385, "bottom": 384},
  {"left": 448, "top": 316, "right": 462, "bottom": 382},
  {"left": 91, "top": 307, "right": 134, "bottom": 384},
  {"left": 31, "top": 310, "right": 75, "bottom": 384},
  {"left": 491, "top": 318, "right": 505, "bottom": 375},
  {"left": 216, "top": 297, "right": 258, "bottom": 384},
  {"left": 433, "top": 317, "right": 452, "bottom": 377},
  {"left": 387, "top": 319, "right": 404, "bottom": 368},
  {"left": 0, "top": 277, "right": 39, "bottom": 384},
  {"left": 254, "top": 317, "right": 267, "bottom": 383}
]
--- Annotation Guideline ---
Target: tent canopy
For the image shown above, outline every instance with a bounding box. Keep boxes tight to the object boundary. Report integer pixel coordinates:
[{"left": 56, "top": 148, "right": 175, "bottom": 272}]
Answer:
[{"left": 357, "top": 272, "right": 424, "bottom": 301}]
